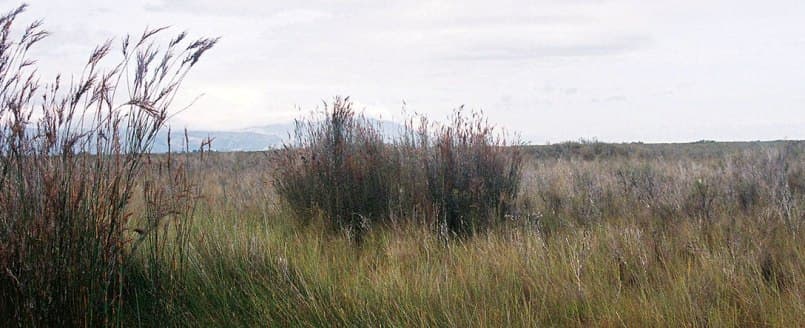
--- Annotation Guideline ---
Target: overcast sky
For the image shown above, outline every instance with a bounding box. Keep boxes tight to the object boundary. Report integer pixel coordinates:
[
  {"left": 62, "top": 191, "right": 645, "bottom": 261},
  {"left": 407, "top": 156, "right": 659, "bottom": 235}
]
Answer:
[{"left": 8, "top": 0, "right": 805, "bottom": 143}]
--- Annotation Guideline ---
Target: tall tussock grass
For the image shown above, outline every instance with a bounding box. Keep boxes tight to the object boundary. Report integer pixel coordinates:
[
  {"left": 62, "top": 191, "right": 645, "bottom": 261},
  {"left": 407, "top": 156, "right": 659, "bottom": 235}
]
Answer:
[
  {"left": 273, "top": 97, "right": 395, "bottom": 239},
  {"left": 272, "top": 97, "right": 523, "bottom": 238},
  {"left": 0, "top": 5, "right": 214, "bottom": 326},
  {"left": 419, "top": 108, "right": 523, "bottom": 234}
]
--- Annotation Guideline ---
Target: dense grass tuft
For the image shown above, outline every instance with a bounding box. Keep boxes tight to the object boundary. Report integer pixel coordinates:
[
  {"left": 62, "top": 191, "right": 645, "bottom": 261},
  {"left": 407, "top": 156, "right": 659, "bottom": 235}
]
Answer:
[
  {"left": 272, "top": 97, "right": 396, "bottom": 240},
  {"left": 273, "top": 98, "right": 524, "bottom": 237},
  {"left": 420, "top": 108, "right": 523, "bottom": 234}
]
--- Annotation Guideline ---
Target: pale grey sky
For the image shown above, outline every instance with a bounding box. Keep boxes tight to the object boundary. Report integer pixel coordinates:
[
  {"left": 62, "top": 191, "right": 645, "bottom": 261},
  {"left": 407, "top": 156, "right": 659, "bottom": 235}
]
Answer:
[{"left": 8, "top": 0, "right": 805, "bottom": 143}]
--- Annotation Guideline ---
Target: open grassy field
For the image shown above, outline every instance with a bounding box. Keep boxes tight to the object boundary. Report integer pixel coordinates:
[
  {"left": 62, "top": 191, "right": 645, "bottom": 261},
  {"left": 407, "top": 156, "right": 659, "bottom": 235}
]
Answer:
[
  {"left": 1, "top": 5, "right": 802, "bottom": 326},
  {"left": 117, "top": 140, "right": 804, "bottom": 327}
]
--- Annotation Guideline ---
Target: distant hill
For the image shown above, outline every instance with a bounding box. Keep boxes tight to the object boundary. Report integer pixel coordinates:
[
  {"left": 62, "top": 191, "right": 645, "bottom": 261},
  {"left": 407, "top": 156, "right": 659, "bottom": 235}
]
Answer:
[
  {"left": 154, "top": 119, "right": 404, "bottom": 152},
  {"left": 152, "top": 130, "right": 282, "bottom": 153}
]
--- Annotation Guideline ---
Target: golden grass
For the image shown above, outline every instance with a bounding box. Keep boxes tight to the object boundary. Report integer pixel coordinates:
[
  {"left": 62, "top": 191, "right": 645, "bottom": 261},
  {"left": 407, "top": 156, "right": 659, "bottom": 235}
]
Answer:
[{"left": 126, "top": 143, "right": 804, "bottom": 327}]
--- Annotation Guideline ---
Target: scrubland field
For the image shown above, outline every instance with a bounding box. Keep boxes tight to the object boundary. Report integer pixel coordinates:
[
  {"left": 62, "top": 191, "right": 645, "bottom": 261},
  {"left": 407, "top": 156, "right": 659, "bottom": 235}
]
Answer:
[
  {"left": 3, "top": 106, "right": 804, "bottom": 327},
  {"left": 112, "top": 139, "right": 805, "bottom": 327},
  {"left": 1, "top": 5, "right": 803, "bottom": 327}
]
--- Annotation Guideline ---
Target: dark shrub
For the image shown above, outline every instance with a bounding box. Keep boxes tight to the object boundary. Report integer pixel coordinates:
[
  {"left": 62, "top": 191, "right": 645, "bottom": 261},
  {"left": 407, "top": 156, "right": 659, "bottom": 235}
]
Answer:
[
  {"left": 272, "top": 97, "right": 396, "bottom": 240},
  {"left": 273, "top": 100, "right": 524, "bottom": 237},
  {"left": 421, "top": 108, "right": 523, "bottom": 234}
]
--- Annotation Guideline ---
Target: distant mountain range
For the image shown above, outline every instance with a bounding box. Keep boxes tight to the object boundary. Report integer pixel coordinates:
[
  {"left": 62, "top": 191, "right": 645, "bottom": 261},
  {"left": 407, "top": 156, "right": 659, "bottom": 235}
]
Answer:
[
  {"left": 152, "top": 129, "right": 282, "bottom": 153},
  {"left": 152, "top": 119, "right": 404, "bottom": 153}
]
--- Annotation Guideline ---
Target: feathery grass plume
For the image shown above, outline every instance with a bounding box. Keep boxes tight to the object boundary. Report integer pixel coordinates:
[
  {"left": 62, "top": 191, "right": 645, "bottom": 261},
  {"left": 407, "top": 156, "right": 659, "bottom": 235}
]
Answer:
[{"left": 0, "top": 5, "right": 214, "bottom": 326}]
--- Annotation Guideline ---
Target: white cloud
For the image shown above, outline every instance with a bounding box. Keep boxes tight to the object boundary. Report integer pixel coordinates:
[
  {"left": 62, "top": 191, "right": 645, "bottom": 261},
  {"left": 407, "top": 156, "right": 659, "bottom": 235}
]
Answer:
[{"left": 4, "top": 0, "right": 804, "bottom": 142}]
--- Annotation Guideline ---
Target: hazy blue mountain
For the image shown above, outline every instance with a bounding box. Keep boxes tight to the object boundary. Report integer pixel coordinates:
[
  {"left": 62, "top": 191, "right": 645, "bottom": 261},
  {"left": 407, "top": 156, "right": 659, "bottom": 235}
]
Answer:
[
  {"left": 152, "top": 129, "right": 282, "bottom": 153},
  {"left": 152, "top": 119, "right": 404, "bottom": 153}
]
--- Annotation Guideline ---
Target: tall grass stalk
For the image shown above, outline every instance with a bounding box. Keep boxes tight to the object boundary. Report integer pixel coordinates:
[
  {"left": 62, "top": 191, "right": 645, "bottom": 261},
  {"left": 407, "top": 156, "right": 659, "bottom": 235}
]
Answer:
[{"left": 0, "top": 5, "right": 215, "bottom": 325}]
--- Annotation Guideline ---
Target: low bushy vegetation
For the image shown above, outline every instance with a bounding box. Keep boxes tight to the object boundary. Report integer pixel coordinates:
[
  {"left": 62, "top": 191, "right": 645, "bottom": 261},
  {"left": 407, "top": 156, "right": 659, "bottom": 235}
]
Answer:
[{"left": 526, "top": 142, "right": 803, "bottom": 233}]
